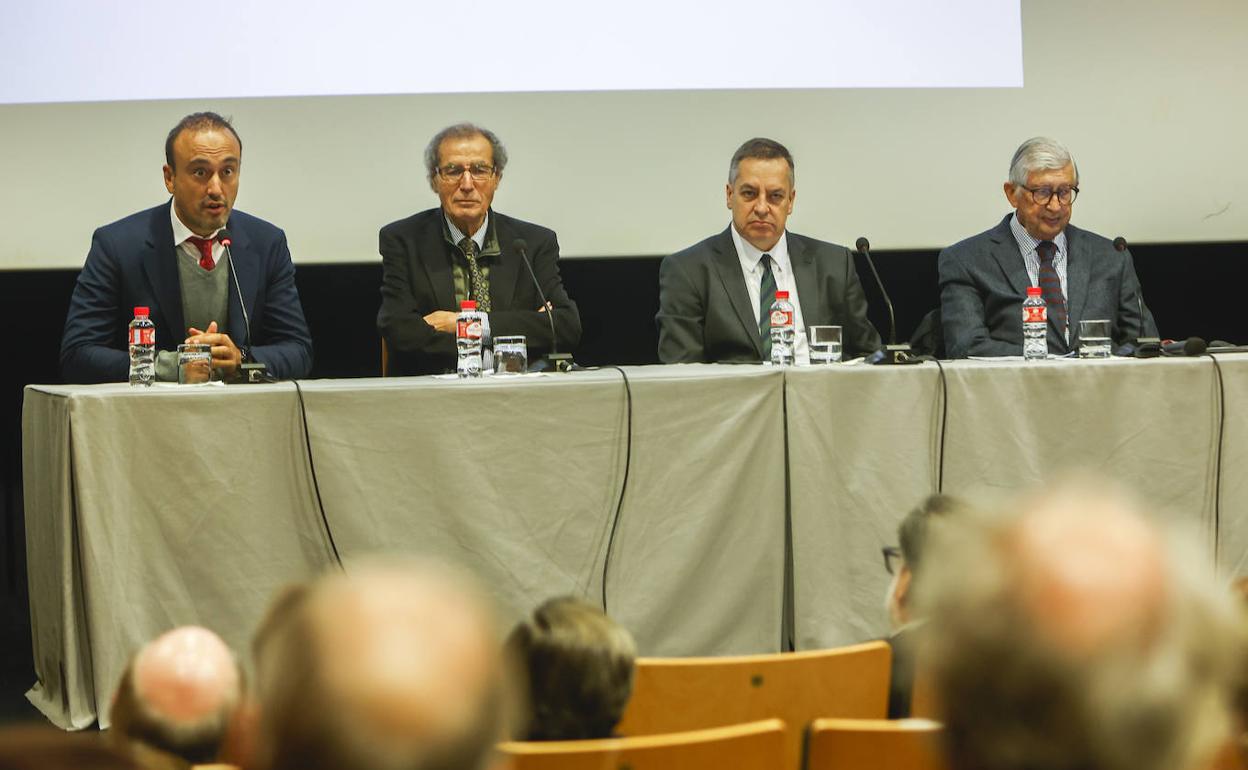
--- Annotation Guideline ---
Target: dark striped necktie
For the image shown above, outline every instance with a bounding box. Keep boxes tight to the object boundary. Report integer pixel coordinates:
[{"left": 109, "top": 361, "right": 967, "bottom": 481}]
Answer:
[
  {"left": 758, "top": 254, "right": 776, "bottom": 359},
  {"left": 459, "top": 236, "right": 491, "bottom": 313},
  {"left": 1036, "top": 240, "right": 1066, "bottom": 337}
]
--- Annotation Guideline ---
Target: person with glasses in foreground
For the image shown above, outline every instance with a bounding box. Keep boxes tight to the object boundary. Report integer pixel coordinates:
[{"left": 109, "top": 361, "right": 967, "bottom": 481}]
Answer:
[
  {"left": 378, "top": 123, "right": 581, "bottom": 375},
  {"left": 938, "top": 137, "right": 1157, "bottom": 358}
]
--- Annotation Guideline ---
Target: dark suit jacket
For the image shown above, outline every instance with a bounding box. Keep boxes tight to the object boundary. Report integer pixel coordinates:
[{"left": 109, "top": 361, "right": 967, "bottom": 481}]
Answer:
[
  {"left": 377, "top": 208, "right": 581, "bottom": 376},
  {"left": 939, "top": 215, "right": 1158, "bottom": 358},
  {"left": 60, "top": 203, "right": 313, "bottom": 383},
  {"left": 656, "top": 227, "right": 881, "bottom": 363}
]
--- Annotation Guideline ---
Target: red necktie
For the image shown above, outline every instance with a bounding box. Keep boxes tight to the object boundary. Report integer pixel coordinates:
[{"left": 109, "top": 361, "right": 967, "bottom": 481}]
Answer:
[{"left": 187, "top": 236, "right": 215, "bottom": 271}]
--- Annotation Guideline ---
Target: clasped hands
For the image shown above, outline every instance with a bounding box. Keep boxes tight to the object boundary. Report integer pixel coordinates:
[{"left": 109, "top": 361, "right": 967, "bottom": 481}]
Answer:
[
  {"left": 423, "top": 302, "right": 553, "bottom": 334},
  {"left": 185, "top": 321, "right": 243, "bottom": 374}
]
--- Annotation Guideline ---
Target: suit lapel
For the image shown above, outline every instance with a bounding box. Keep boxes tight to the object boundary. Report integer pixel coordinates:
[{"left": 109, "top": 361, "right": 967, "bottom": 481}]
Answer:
[
  {"left": 141, "top": 204, "right": 185, "bottom": 340},
  {"left": 224, "top": 220, "right": 258, "bottom": 340},
  {"left": 989, "top": 217, "right": 1031, "bottom": 300},
  {"left": 788, "top": 235, "right": 819, "bottom": 324},
  {"left": 1064, "top": 225, "right": 1091, "bottom": 335},
  {"left": 486, "top": 213, "right": 520, "bottom": 309},
  {"left": 711, "top": 227, "right": 764, "bottom": 358},
  {"left": 423, "top": 213, "right": 457, "bottom": 311}
]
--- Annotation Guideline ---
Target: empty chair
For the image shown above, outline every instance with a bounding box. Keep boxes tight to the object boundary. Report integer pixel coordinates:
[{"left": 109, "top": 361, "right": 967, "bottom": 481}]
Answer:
[
  {"left": 803, "top": 718, "right": 946, "bottom": 770},
  {"left": 616, "top": 641, "right": 891, "bottom": 770},
  {"left": 500, "top": 718, "right": 786, "bottom": 770}
]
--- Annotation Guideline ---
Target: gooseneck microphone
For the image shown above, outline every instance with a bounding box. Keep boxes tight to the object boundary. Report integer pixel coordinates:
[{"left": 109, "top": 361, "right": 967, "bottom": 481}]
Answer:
[
  {"left": 1114, "top": 235, "right": 1161, "bottom": 355},
  {"left": 856, "top": 237, "right": 916, "bottom": 365},
  {"left": 513, "top": 238, "right": 574, "bottom": 373},
  {"left": 217, "top": 229, "right": 269, "bottom": 382}
]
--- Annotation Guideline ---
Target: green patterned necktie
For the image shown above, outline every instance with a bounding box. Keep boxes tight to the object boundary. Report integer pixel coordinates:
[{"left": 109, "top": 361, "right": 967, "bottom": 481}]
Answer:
[
  {"left": 758, "top": 254, "right": 776, "bottom": 359},
  {"left": 459, "top": 236, "right": 491, "bottom": 313}
]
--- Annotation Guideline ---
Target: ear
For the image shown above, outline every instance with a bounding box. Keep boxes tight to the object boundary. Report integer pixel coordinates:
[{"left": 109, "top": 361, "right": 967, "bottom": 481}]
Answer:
[
  {"left": 894, "top": 565, "right": 913, "bottom": 610},
  {"left": 725, "top": 183, "right": 733, "bottom": 210},
  {"left": 786, "top": 188, "right": 796, "bottom": 214},
  {"left": 1003, "top": 181, "right": 1019, "bottom": 208},
  {"left": 163, "top": 164, "right": 175, "bottom": 195}
]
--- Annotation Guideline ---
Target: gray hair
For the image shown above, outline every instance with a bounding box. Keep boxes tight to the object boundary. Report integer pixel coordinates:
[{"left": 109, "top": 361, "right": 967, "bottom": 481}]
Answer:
[
  {"left": 728, "top": 137, "right": 795, "bottom": 187},
  {"left": 1008, "top": 136, "right": 1079, "bottom": 186},
  {"left": 424, "top": 123, "right": 508, "bottom": 187}
]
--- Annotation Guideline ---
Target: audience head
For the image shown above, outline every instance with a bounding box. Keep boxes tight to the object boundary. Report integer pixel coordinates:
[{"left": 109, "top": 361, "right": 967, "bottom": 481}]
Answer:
[
  {"left": 920, "top": 479, "right": 1241, "bottom": 770},
  {"left": 504, "top": 596, "right": 636, "bottom": 741},
  {"left": 886, "top": 493, "right": 966, "bottom": 629},
  {"left": 109, "top": 625, "right": 241, "bottom": 765},
  {"left": 0, "top": 725, "right": 144, "bottom": 770},
  {"left": 252, "top": 558, "right": 504, "bottom": 770}
]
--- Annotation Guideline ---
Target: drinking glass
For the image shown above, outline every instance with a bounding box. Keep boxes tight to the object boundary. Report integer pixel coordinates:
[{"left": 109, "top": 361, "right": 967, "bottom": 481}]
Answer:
[
  {"left": 177, "top": 343, "right": 212, "bottom": 384},
  {"left": 808, "top": 325, "right": 843, "bottom": 364},
  {"left": 1078, "top": 320, "right": 1112, "bottom": 359},
  {"left": 494, "top": 336, "right": 528, "bottom": 375}
]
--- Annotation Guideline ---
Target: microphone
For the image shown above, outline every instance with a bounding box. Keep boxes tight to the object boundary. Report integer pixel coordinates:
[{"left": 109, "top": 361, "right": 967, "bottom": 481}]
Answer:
[
  {"left": 1162, "top": 336, "right": 1207, "bottom": 357},
  {"left": 1114, "top": 235, "right": 1160, "bottom": 350},
  {"left": 217, "top": 229, "right": 269, "bottom": 383},
  {"left": 856, "top": 237, "right": 916, "bottom": 365},
  {"left": 513, "top": 238, "right": 573, "bottom": 373}
]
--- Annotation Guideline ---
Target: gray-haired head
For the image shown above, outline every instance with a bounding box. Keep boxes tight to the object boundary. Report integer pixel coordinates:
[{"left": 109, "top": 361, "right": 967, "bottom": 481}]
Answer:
[
  {"left": 1009, "top": 137, "right": 1078, "bottom": 187},
  {"left": 728, "top": 137, "right": 795, "bottom": 187},
  {"left": 424, "top": 123, "right": 509, "bottom": 188}
]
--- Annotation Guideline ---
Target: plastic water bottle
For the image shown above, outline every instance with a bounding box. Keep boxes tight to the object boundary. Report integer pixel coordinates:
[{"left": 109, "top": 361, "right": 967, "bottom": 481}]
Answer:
[
  {"left": 769, "top": 290, "right": 795, "bottom": 366},
  {"left": 480, "top": 312, "right": 493, "bottom": 376},
  {"left": 1022, "top": 287, "right": 1047, "bottom": 361},
  {"left": 128, "top": 306, "right": 156, "bottom": 386},
  {"left": 456, "top": 300, "right": 483, "bottom": 378}
]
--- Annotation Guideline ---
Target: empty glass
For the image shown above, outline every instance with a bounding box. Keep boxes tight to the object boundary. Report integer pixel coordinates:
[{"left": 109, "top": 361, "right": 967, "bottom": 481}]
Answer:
[
  {"left": 1078, "top": 320, "right": 1112, "bottom": 359},
  {"left": 177, "top": 343, "right": 212, "bottom": 384},
  {"left": 808, "top": 325, "right": 843, "bottom": 364},
  {"left": 494, "top": 335, "right": 528, "bottom": 375}
]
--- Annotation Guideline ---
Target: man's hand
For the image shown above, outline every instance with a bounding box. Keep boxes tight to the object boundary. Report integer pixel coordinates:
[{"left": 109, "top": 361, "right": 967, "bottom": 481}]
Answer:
[
  {"left": 538, "top": 301, "right": 553, "bottom": 313},
  {"left": 186, "top": 321, "right": 243, "bottom": 374},
  {"left": 424, "top": 310, "right": 459, "bottom": 334}
]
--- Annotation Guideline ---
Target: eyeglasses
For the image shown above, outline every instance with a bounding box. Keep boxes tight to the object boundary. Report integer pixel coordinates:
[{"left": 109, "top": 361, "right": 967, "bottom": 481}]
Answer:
[
  {"left": 436, "top": 163, "right": 496, "bottom": 183},
  {"left": 1021, "top": 185, "right": 1079, "bottom": 205},
  {"left": 882, "top": 546, "right": 903, "bottom": 576}
]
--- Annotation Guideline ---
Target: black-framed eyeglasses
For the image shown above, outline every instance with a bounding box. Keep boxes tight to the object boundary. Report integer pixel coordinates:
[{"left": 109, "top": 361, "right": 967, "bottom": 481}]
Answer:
[
  {"left": 436, "top": 163, "right": 496, "bottom": 183},
  {"left": 882, "top": 546, "right": 903, "bottom": 575},
  {"left": 1021, "top": 185, "right": 1079, "bottom": 205}
]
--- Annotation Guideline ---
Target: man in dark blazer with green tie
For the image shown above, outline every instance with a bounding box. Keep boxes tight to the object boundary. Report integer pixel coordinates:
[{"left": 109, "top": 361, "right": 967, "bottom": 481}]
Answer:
[{"left": 656, "top": 137, "right": 881, "bottom": 364}]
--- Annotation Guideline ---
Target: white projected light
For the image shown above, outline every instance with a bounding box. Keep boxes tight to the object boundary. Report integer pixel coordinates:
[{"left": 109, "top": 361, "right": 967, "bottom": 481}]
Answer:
[{"left": 1, "top": 0, "right": 1021, "bottom": 103}]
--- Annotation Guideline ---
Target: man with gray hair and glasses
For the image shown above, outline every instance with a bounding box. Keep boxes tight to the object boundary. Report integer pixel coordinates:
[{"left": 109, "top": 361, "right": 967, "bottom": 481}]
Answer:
[
  {"left": 939, "top": 137, "right": 1156, "bottom": 358},
  {"left": 378, "top": 122, "right": 581, "bottom": 375}
]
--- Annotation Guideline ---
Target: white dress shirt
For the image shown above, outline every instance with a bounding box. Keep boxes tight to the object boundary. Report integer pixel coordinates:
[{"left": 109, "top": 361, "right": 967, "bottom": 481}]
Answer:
[
  {"left": 730, "top": 224, "right": 809, "bottom": 364},
  {"left": 170, "top": 202, "right": 223, "bottom": 268}
]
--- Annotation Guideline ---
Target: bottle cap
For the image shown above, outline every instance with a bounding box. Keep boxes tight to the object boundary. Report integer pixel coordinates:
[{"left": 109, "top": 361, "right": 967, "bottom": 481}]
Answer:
[
  {"left": 460, "top": 300, "right": 477, "bottom": 310},
  {"left": 775, "top": 291, "right": 790, "bottom": 300},
  {"left": 134, "top": 306, "right": 150, "bottom": 316},
  {"left": 1026, "top": 287, "right": 1042, "bottom": 297}
]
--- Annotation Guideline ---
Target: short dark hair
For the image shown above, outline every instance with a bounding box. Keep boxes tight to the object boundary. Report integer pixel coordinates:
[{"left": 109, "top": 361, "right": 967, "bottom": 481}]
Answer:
[
  {"left": 898, "top": 494, "right": 963, "bottom": 578},
  {"left": 424, "top": 123, "right": 509, "bottom": 186},
  {"left": 728, "top": 137, "right": 794, "bottom": 186},
  {"left": 504, "top": 596, "right": 636, "bottom": 741},
  {"left": 165, "top": 112, "right": 242, "bottom": 170}
]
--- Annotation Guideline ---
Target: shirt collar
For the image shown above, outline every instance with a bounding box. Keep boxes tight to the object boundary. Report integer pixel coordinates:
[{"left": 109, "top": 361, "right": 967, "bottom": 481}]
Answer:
[
  {"left": 730, "top": 223, "right": 790, "bottom": 274},
  {"left": 1009, "top": 211, "right": 1067, "bottom": 258},
  {"left": 169, "top": 199, "right": 221, "bottom": 247},
  {"left": 445, "top": 210, "right": 490, "bottom": 253}
]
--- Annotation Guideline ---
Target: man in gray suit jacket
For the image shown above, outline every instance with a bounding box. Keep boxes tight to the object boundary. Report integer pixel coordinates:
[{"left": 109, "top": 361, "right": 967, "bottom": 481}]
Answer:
[
  {"left": 940, "top": 137, "right": 1156, "bottom": 359},
  {"left": 656, "top": 138, "right": 881, "bottom": 364}
]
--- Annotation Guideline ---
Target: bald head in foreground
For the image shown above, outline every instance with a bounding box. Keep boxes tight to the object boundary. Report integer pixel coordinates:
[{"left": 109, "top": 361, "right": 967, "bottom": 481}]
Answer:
[
  {"left": 109, "top": 625, "right": 241, "bottom": 765},
  {"left": 920, "top": 482, "right": 1243, "bottom": 770},
  {"left": 252, "top": 560, "right": 505, "bottom": 770}
]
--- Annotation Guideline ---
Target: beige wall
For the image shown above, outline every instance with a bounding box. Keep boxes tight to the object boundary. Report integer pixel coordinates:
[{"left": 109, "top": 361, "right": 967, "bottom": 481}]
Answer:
[{"left": 0, "top": 0, "right": 1244, "bottom": 269}]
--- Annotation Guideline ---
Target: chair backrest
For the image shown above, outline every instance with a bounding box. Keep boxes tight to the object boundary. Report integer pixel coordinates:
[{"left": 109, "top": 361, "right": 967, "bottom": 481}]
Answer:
[
  {"left": 803, "top": 718, "right": 946, "bottom": 770},
  {"left": 499, "top": 718, "right": 786, "bottom": 770},
  {"left": 616, "top": 641, "right": 891, "bottom": 770}
]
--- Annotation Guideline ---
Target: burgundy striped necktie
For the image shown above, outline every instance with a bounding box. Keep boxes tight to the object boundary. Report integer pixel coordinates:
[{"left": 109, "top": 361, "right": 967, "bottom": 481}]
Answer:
[
  {"left": 1036, "top": 240, "right": 1066, "bottom": 337},
  {"left": 187, "top": 237, "right": 215, "bottom": 271}
]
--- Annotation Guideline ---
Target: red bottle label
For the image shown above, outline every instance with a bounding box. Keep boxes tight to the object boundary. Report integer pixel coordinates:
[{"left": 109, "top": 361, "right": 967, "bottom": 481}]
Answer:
[
  {"left": 769, "top": 309, "right": 793, "bottom": 328},
  {"left": 1023, "top": 306, "right": 1046, "bottom": 324},
  {"left": 131, "top": 328, "right": 155, "bottom": 346},
  {"left": 457, "top": 319, "right": 482, "bottom": 340}
]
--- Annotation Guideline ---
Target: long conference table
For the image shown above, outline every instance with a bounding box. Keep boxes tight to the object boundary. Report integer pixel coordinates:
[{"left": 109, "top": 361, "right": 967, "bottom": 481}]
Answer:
[{"left": 22, "top": 356, "right": 1248, "bottom": 729}]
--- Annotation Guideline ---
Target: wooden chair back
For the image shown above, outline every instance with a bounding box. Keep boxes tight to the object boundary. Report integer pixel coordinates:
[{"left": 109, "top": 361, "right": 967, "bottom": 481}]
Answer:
[
  {"left": 803, "top": 717, "right": 946, "bottom": 770},
  {"left": 499, "top": 718, "right": 786, "bottom": 770},
  {"left": 616, "top": 641, "right": 891, "bottom": 769}
]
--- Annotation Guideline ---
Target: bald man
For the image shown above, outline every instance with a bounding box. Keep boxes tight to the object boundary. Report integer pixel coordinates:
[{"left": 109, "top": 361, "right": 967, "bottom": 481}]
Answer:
[
  {"left": 109, "top": 626, "right": 242, "bottom": 766},
  {"left": 920, "top": 482, "right": 1242, "bottom": 770},
  {"left": 251, "top": 560, "right": 505, "bottom": 770}
]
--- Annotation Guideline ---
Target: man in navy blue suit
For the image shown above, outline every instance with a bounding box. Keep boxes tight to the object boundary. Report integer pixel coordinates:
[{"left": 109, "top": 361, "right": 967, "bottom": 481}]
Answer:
[{"left": 61, "top": 112, "right": 313, "bottom": 383}]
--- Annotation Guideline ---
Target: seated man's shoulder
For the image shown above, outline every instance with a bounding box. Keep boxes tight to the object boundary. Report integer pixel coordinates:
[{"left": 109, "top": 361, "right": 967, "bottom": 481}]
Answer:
[
  {"left": 941, "top": 218, "right": 1012, "bottom": 260},
  {"left": 380, "top": 207, "right": 442, "bottom": 238},
  {"left": 492, "top": 210, "right": 557, "bottom": 244},
  {"left": 786, "top": 230, "right": 851, "bottom": 258},
  {"left": 226, "top": 208, "right": 285, "bottom": 242},
  {"left": 665, "top": 231, "right": 727, "bottom": 265},
  {"left": 1066, "top": 223, "right": 1115, "bottom": 251}
]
